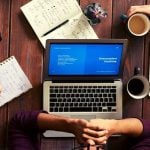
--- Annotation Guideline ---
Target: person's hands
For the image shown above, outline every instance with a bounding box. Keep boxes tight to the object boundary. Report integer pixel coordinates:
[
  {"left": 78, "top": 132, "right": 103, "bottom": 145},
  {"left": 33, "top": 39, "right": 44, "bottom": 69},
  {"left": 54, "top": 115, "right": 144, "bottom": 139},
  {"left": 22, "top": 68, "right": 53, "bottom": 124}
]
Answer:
[
  {"left": 89, "top": 119, "right": 118, "bottom": 138},
  {"left": 127, "top": 5, "right": 150, "bottom": 17},
  {"left": 37, "top": 113, "right": 108, "bottom": 145},
  {"left": 69, "top": 118, "right": 108, "bottom": 145}
]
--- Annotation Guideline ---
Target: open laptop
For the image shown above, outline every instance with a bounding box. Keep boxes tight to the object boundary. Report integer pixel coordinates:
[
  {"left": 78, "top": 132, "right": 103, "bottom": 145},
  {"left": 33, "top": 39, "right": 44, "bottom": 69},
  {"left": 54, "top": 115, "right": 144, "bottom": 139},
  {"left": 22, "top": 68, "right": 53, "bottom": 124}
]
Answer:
[{"left": 43, "top": 39, "right": 127, "bottom": 137}]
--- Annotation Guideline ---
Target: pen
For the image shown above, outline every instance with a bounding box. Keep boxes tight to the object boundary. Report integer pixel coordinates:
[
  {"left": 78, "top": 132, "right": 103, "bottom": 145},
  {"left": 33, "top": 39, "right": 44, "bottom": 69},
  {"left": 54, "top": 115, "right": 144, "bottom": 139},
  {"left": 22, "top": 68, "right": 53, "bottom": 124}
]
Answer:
[{"left": 42, "top": 20, "right": 69, "bottom": 37}]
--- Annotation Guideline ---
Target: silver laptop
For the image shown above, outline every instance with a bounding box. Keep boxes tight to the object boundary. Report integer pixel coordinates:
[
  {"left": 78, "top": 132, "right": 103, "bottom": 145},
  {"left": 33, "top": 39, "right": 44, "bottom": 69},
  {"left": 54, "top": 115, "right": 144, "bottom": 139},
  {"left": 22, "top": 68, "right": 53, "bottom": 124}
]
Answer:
[{"left": 43, "top": 39, "right": 127, "bottom": 137}]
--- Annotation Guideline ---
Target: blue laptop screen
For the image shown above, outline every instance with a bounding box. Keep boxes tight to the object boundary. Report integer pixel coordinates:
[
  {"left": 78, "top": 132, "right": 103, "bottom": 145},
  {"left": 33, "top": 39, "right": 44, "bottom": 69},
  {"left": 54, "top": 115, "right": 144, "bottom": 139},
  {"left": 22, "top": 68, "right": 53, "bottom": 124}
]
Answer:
[{"left": 48, "top": 43, "right": 123, "bottom": 75}]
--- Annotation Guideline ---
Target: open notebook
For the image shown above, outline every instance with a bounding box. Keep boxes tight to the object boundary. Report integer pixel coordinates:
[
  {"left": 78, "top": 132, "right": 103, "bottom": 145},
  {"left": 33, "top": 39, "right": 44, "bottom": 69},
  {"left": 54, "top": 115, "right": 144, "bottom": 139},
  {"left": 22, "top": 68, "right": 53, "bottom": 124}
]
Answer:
[{"left": 21, "top": 0, "right": 98, "bottom": 48}]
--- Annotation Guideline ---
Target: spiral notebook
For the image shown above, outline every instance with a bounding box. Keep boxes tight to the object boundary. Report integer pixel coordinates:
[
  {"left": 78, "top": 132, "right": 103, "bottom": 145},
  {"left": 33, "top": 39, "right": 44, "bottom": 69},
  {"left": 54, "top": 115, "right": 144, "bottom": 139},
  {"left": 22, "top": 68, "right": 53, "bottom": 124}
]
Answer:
[{"left": 0, "top": 56, "right": 32, "bottom": 107}]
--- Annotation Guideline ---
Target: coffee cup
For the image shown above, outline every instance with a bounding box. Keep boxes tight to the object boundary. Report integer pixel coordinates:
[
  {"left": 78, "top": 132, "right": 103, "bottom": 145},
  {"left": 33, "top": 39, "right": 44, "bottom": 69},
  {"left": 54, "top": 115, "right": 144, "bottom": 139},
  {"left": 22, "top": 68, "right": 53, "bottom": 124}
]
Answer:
[
  {"left": 127, "top": 68, "right": 150, "bottom": 99},
  {"left": 121, "top": 13, "right": 150, "bottom": 37}
]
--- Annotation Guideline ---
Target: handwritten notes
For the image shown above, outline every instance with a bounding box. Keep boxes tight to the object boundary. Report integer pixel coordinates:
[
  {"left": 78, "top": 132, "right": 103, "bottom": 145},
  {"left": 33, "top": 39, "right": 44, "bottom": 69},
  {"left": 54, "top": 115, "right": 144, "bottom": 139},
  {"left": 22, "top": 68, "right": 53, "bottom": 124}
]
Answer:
[
  {"left": 0, "top": 56, "right": 32, "bottom": 106},
  {"left": 21, "top": 0, "right": 98, "bottom": 48},
  {"left": 40, "top": 13, "right": 98, "bottom": 46},
  {"left": 21, "top": 0, "right": 81, "bottom": 37}
]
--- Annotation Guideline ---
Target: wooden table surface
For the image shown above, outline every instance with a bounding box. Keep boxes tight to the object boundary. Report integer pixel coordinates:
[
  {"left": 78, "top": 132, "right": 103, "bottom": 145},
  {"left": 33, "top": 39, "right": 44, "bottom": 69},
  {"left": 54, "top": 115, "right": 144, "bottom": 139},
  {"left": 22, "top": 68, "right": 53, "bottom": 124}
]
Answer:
[{"left": 0, "top": 0, "right": 150, "bottom": 149}]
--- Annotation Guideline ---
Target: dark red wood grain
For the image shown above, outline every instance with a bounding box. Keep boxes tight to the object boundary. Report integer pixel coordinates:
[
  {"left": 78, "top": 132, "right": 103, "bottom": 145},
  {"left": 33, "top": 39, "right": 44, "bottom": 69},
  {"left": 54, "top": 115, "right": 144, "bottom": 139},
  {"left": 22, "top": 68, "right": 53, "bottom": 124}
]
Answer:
[
  {"left": 8, "top": 0, "right": 43, "bottom": 117},
  {"left": 0, "top": 0, "right": 10, "bottom": 148},
  {"left": 0, "top": 0, "right": 149, "bottom": 149},
  {"left": 112, "top": 0, "right": 145, "bottom": 119},
  {"left": 41, "top": 138, "right": 74, "bottom": 150},
  {"left": 143, "top": 0, "right": 150, "bottom": 119}
]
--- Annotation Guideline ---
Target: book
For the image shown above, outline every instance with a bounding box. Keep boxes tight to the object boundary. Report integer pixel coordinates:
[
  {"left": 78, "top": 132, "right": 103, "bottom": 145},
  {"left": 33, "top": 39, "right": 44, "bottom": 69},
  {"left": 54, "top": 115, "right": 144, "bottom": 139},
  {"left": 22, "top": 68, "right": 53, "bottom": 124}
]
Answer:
[
  {"left": 21, "top": 0, "right": 98, "bottom": 48},
  {"left": 0, "top": 56, "right": 32, "bottom": 107}
]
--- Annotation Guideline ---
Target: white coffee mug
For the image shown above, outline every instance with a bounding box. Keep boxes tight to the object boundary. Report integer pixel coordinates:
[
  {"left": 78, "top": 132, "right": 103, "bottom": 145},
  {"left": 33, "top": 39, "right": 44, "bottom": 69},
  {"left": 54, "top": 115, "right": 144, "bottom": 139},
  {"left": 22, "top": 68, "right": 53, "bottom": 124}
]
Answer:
[
  {"left": 127, "top": 13, "right": 150, "bottom": 36},
  {"left": 127, "top": 75, "right": 150, "bottom": 99}
]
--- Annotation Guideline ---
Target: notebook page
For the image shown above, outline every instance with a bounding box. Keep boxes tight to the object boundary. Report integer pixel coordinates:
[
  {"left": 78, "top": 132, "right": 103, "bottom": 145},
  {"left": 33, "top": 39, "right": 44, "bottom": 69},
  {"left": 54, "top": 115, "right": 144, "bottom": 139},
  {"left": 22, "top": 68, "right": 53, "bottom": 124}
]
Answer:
[
  {"left": 40, "top": 13, "right": 98, "bottom": 47},
  {"left": 21, "top": 0, "right": 82, "bottom": 37},
  {"left": 0, "top": 56, "right": 32, "bottom": 106}
]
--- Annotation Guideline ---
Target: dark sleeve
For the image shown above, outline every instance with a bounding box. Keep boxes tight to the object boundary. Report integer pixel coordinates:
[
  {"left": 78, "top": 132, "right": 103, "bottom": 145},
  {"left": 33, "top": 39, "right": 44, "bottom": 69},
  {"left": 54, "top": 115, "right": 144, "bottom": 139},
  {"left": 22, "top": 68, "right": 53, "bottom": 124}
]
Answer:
[
  {"left": 130, "top": 119, "right": 150, "bottom": 150},
  {"left": 8, "top": 110, "right": 47, "bottom": 150}
]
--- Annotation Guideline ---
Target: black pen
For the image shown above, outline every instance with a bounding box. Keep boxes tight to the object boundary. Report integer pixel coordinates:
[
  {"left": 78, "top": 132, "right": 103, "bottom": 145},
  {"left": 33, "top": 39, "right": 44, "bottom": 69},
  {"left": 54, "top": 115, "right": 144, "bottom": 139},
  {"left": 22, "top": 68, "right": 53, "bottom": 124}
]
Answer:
[{"left": 42, "top": 20, "right": 69, "bottom": 37}]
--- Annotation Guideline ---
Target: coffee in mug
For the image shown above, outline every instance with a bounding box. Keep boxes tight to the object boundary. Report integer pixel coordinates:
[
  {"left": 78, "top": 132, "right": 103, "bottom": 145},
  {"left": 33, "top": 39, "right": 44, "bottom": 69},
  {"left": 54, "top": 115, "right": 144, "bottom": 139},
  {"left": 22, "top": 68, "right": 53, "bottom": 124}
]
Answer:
[
  {"left": 127, "top": 13, "right": 150, "bottom": 36},
  {"left": 127, "top": 75, "right": 149, "bottom": 99}
]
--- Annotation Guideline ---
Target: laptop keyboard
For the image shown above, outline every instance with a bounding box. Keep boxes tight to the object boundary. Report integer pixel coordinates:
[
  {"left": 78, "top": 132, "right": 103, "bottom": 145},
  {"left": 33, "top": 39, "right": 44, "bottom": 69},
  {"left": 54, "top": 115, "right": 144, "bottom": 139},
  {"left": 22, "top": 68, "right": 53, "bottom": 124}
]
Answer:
[{"left": 49, "top": 85, "right": 117, "bottom": 112}]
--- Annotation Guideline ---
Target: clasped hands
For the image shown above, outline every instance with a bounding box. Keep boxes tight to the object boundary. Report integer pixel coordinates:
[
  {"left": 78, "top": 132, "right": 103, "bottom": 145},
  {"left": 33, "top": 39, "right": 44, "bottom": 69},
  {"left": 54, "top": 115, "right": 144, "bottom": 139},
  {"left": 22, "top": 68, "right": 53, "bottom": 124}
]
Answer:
[{"left": 70, "top": 118, "right": 117, "bottom": 146}]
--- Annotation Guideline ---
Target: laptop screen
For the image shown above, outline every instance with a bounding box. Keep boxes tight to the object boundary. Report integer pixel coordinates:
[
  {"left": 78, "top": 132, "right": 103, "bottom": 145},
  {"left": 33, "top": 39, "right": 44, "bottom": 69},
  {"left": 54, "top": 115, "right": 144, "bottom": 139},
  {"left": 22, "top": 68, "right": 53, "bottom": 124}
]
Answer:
[{"left": 48, "top": 43, "right": 123, "bottom": 76}]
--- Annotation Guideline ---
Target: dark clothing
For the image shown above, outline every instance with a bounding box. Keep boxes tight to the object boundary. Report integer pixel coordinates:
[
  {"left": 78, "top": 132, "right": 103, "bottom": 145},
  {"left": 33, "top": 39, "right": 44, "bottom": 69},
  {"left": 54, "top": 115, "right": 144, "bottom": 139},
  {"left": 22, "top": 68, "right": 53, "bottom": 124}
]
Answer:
[
  {"left": 130, "top": 119, "right": 150, "bottom": 150},
  {"left": 8, "top": 111, "right": 150, "bottom": 150},
  {"left": 8, "top": 111, "right": 44, "bottom": 150}
]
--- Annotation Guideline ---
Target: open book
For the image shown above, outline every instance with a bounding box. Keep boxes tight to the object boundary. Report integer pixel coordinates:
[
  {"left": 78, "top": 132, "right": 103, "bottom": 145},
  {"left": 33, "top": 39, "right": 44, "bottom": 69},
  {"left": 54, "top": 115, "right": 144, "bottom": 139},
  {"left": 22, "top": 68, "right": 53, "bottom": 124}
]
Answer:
[
  {"left": 21, "top": 0, "right": 98, "bottom": 48},
  {"left": 0, "top": 56, "right": 32, "bottom": 107}
]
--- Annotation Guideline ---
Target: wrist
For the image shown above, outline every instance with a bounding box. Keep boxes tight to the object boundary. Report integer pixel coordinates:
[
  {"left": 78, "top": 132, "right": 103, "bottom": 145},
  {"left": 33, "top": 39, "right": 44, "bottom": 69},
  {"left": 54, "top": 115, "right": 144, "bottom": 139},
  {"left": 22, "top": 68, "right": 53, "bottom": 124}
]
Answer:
[
  {"left": 112, "top": 118, "right": 143, "bottom": 137},
  {"left": 107, "top": 119, "right": 119, "bottom": 135},
  {"left": 53, "top": 117, "right": 77, "bottom": 133},
  {"left": 112, "top": 120, "right": 124, "bottom": 135},
  {"left": 109, "top": 119, "right": 129, "bottom": 135},
  {"left": 65, "top": 118, "right": 88, "bottom": 136},
  {"left": 65, "top": 118, "right": 79, "bottom": 134},
  {"left": 38, "top": 113, "right": 78, "bottom": 133},
  {"left": 63, "top": 118, "right": 74, "bottom": 133}
]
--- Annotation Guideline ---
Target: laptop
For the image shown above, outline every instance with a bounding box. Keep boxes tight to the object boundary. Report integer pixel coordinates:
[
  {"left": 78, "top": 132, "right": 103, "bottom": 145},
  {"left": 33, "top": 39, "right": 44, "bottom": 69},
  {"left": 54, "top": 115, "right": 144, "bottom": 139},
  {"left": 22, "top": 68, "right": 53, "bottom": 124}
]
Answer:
[{"left": 43, "top": 39, "right": 127, "bottom": 137}]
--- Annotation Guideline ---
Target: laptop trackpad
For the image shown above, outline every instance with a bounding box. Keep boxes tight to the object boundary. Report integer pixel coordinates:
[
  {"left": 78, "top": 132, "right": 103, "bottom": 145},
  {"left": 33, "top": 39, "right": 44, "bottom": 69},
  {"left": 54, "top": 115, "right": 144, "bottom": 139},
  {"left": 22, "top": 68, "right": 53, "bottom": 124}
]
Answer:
[{"left": 71, "top": 115, "right": 96, "bottom": 121}]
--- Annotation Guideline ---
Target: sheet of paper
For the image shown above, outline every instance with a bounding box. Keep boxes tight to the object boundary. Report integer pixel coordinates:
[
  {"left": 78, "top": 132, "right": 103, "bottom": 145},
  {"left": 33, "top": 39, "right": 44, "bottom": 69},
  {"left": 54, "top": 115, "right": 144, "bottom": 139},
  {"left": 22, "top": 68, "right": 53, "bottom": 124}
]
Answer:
[
  {"left": 21, "top": 0, "right": 82, "bottom": 37},
  {"left": 40, "top": 13, "right": 98, "bottom": 47},
  {"left": 0, "top": 56, "right": 32, "bottom": 106}
]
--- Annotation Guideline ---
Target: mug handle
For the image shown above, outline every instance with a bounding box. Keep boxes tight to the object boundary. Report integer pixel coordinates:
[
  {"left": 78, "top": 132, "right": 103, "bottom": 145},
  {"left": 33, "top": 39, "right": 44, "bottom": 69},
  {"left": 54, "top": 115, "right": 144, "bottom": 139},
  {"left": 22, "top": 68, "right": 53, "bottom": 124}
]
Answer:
[
  {"left": 134, "top": 67, "right": 141, "bottom": 75},
  {"left": 120, "top": 14, "right": 128, "bottom": 23}
]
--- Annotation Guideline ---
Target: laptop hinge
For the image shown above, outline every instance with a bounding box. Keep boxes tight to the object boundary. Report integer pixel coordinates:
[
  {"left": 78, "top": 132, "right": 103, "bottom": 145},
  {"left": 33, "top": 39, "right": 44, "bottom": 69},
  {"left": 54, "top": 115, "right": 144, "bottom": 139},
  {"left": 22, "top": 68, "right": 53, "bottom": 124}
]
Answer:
[{"left": 49, "top": 80, "right": 116, "bottom": 83}]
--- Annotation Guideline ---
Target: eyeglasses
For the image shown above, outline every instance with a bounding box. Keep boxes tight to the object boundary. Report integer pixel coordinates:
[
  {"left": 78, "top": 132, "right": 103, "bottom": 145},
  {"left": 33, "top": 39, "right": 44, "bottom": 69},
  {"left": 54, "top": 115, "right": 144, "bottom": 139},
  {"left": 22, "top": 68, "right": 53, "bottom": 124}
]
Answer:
[{"left": 72, "top": 144, "right": 105, "bottom": 150}]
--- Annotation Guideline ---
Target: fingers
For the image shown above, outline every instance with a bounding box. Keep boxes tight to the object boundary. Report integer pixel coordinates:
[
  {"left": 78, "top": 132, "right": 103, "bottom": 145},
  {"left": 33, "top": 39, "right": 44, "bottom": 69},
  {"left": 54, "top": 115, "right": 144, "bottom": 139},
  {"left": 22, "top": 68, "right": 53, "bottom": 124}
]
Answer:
[
  {"left": 83, "top": 133, "right": 108, "bottom": 145},
  {"left": 127, "top": 5, "right": 150, "bottom": 17},
  {"left": 74, "top": 118, "right": 109, "bottom": 145},
  {"left": 0, "top": 84, "right": 2, "bottom": 93},
  {"left": 76, "top": 136, "right": 86, "bottom": 145},
  {"left": 127, "top": 6, "right": 137, "bottom": 17},
  {"left": 84, "top": 128, "right": 108, "bottom": 138},
  {"left": 75, "top": 127, "right": 108, "bottom": 145},
  {"left": 76, "top": 118, "right": 89, "bottom": 127},
  {"left": 86, "top": 121, "right": 105, "bottom": 131},
  {"left": 86, "top": 139, "right": 95, "bottom": 145}
]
